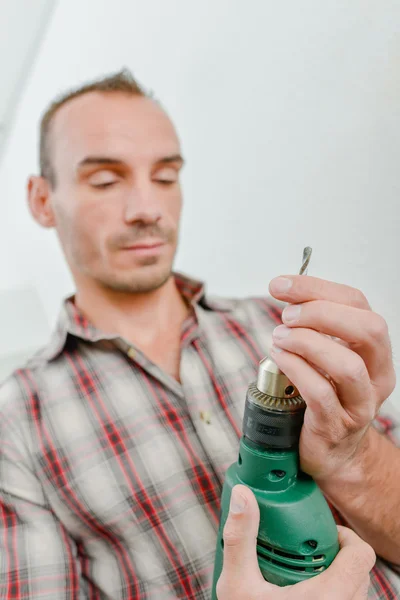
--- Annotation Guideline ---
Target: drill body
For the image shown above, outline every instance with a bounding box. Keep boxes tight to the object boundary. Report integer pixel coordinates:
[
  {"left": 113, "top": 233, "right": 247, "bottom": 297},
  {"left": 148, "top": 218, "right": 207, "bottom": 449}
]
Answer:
[{"left": 211, "top": 358, "right": 340, "bottom": 598}]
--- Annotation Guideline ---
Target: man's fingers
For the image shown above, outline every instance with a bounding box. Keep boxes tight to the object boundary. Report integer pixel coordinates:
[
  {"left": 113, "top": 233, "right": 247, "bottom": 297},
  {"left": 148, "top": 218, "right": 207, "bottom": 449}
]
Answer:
[
  {"left": 315, "top": 526, "right": 376, "bottom": 600},
  {"left": 220, "top": 485, "right": 266, "bottom": 588},
  {"left": 279, "top": 300, "right": 394, "bottom": 395},
  {"left": 269, "top": 275, "right": 371, "bottom": 309},
  {"left": 270, "top": 346, "right": 348, "bottom": 427},
  {"left": 271, "top": 326, "right": 375, "bottom": 425}
]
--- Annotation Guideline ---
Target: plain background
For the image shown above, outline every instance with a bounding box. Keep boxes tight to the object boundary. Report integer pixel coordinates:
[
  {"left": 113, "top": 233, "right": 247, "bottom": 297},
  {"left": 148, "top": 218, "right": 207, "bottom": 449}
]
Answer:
[{"left": 0, "top": 1, "right": 399, "bottom": 415}]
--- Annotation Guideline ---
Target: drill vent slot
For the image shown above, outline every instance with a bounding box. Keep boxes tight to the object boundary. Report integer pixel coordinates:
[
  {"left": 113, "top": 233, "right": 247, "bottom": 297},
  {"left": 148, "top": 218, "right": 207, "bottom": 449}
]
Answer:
[
  {"left": 272, "top": 547, "right": 305, "bottom": 561},
  {"left": 257, "top": 538, "right": 326, "bottom": 573},
  {"left": 268, "top": 558, "right": 307, "bottom": 572}
]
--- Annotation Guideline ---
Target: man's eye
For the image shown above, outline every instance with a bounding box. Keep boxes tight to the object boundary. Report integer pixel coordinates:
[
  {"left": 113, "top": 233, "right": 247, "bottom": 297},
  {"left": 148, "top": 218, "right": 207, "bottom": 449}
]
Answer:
[
  {"left": 88, "top": 169, "right": 119, "bottom": 188},
  {"left": 92, "top": 181, "right": 117, "bottom": 189},
  {"left": 153, "top": 167, "right": 178, "bottom": 185},
  {"left": 155, "top": 179, "right": 175, "bottom": 185}
]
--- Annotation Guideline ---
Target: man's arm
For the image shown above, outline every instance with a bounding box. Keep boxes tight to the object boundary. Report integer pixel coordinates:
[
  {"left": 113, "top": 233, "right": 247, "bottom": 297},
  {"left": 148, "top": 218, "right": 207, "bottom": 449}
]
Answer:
[
  {"left": 316, "top": 424, "right": 400, "bottom": 566},
  {"left": 0, "top": 408, "right": 81, "bottom": 599}
]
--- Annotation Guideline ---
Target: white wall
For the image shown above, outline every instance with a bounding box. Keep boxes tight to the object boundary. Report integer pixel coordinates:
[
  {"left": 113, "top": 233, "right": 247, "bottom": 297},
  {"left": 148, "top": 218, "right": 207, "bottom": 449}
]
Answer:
[
  {"left": 1, "top": 0, "right": 400, "bottom": 412},
  {"left": 0, "top": 0, "right": 55, "bottom": 160}
]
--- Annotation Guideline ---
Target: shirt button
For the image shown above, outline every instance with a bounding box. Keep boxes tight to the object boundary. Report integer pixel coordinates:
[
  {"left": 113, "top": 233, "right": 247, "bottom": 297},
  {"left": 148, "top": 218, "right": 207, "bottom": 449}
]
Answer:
[
  {"left": 127, "top": 347, "right": 136, "bottom": 359},
  {"left": 200, "top": 410, "right": 212, "bottom": 424}
]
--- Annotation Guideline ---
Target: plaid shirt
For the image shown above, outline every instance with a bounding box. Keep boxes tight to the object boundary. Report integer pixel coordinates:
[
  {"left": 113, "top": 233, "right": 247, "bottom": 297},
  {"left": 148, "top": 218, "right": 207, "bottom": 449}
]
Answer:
[{"left": 0, "top": 273, "right": 399, "bottom": 600}]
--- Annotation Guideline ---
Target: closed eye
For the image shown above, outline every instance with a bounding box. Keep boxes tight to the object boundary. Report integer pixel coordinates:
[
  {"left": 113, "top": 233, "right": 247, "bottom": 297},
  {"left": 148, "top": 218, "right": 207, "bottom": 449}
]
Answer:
[
  {"left": 155, "top": 179, "right": 176, "bottom": 186},
  {"left": 88, "top": 168, "right": 120, "bottom": 188},
  {"left": 92, "top": 181, "right": 118, "bottom": 189},
  {"left": 153, "top": 166, "right": 179, "bottom": 186}
]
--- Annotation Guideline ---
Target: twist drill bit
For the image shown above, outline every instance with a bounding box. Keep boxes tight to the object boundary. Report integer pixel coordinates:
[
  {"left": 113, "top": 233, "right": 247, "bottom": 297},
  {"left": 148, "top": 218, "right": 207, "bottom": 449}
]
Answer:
[{"left": 299, "top": 246, "right": 312, "bottom": 276}]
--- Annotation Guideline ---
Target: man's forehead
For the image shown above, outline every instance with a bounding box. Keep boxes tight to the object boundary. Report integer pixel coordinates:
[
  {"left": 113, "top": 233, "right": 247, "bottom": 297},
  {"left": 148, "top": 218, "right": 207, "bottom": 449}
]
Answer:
[{"left": 51, "top": 92, "right": 180, "bottom": 162}]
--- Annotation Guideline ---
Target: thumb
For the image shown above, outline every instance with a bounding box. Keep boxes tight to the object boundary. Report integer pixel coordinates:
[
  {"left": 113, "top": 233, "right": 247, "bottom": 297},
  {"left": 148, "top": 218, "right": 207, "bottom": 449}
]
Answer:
[{"left": 221, "top": 485, "right": 265, "bottom": 585}]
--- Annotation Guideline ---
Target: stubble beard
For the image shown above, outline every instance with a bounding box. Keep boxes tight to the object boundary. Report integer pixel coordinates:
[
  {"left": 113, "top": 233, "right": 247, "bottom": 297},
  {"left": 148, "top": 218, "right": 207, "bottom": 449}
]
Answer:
[{"left": 99, "top": 259, "right": 174, "bottom": 294}]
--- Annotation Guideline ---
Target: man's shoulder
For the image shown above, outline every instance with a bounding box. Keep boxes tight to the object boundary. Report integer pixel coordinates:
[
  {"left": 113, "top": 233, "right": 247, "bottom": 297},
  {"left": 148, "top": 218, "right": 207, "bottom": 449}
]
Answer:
[
  {"left": 0, "top": 351, "right": 49, "bottom": 424},
  {"left": 0, "top": 370, "right": 29, "bottom": 429}
]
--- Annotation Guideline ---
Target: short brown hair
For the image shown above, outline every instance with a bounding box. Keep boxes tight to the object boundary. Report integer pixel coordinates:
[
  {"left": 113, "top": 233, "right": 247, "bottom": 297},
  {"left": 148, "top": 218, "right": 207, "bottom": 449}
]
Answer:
[{"left": 39, "top": 68, "right": 150, "bottom": 188}]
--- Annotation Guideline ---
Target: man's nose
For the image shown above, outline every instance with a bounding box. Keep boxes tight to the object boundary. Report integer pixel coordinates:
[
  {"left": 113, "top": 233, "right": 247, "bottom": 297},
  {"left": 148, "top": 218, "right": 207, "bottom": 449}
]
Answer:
[{"left": 123, "top": 184, "right": 162, "bottom": 225}]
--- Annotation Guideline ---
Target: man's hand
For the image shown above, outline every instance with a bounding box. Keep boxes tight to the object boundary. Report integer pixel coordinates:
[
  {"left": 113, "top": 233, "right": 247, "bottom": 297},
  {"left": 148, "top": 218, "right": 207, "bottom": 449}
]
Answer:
[
  {"left": 267, "top": 275, "right": 396, "bottom": 482},
  {"left": 216, "top": 485, "right": 376, "bottom": 600}
]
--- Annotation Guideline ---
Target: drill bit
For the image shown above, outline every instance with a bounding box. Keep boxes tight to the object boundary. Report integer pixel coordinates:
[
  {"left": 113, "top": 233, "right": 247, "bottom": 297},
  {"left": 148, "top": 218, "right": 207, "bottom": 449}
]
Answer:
[{"left": 299, "top": 246, "right": 312, "bottom": 275}]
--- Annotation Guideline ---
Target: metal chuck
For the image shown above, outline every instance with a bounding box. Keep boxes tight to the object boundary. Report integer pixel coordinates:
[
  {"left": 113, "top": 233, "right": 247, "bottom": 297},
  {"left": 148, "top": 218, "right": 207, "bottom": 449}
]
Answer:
[{"left": 243, "top": 357, "right": 307, "bottom": 449}]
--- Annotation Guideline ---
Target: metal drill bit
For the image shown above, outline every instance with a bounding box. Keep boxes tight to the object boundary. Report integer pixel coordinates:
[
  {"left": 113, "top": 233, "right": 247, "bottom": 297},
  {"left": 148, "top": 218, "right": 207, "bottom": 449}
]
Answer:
[{"left": 299, "top": 246, "right": 312, "bottom": 275}]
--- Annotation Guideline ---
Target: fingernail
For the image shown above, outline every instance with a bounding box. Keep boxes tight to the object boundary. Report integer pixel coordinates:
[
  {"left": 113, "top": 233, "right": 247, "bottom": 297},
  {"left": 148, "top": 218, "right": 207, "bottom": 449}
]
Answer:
[
  {"left": 273, "top": 325, "right": 292, "bottom": 339},
  {"left": 229, "top": 488, "right": 247, "bottom": 514},
  {"left": 283, "top": 304, "right": 302, "bottom": 323},
  {"left": 270, "top": 344, "right": 283, "bottom": 354},
  {"left": 269, "top": 277, "right": 293, "bottom": 293}
]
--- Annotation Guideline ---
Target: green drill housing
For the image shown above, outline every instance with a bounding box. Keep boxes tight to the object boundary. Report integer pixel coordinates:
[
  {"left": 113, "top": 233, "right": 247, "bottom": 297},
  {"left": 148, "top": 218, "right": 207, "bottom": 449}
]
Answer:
[{"left": 211, "top": 357, "right": 340, "bottom": 597}]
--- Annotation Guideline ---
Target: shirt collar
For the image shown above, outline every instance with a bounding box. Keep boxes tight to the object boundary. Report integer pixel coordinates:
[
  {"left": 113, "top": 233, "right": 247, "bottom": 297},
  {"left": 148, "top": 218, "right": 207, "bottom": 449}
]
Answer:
[{"left": 32, "top": 272, "right": 234, "bottom": 364}]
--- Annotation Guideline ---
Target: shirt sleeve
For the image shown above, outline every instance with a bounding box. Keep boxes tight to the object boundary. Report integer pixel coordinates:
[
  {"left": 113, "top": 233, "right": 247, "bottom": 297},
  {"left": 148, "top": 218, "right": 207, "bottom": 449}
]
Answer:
[
  {"left": 0, "top": 408, "right": 82, "bottom": 599},
  {"left": 373, "top": 397, "right": 400, "bottom": 448}
]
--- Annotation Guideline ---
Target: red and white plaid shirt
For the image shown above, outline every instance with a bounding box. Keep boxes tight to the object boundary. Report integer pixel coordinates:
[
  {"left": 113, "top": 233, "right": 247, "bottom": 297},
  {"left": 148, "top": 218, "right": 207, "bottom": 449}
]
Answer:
[{"left": 0, "top": 273, "right": 399, "bottom": 599}]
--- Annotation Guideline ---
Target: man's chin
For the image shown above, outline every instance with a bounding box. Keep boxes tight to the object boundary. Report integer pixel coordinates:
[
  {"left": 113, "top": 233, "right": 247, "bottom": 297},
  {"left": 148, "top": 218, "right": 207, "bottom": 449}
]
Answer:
[{"left": 103, "top": 264, "right": 173, "bottom": 294}]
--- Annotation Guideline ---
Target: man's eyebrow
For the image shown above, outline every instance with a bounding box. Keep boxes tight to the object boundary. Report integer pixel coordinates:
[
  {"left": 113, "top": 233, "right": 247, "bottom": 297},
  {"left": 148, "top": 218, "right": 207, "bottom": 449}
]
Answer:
[
  {"left": 77, "top": 156, "right": 125, "bottom": 170},
  {"left": 77, "top": 154, "right": 185, "bottom": 170},
  {"left": 155, "top": 154, "right": 185, "bottom": 166}
]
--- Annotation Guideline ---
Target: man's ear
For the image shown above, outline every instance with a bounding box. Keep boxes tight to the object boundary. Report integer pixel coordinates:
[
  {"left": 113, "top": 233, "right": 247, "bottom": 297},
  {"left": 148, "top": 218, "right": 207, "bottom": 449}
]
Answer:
[{"left": 27, "top": 176, "right": 56, "bottom": 228}]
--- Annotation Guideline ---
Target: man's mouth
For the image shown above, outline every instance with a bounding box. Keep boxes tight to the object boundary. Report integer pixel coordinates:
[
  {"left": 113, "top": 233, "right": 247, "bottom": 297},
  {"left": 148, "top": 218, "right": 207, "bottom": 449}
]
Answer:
[{"left": 121, "top": 240, "right": 166, "bottom": 256}]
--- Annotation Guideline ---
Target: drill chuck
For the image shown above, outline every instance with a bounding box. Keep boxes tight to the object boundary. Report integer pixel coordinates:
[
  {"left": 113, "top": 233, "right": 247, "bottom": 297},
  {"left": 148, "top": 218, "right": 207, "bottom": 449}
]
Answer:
[{"left": 243, "top": 357, "right": 307, "bottom": 449}]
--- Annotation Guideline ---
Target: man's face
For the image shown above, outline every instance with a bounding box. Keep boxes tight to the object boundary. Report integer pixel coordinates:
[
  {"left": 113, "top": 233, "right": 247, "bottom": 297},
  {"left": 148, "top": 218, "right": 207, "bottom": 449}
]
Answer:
[{"left": 43, "top": 92, "right": 184, "bottom": 294}]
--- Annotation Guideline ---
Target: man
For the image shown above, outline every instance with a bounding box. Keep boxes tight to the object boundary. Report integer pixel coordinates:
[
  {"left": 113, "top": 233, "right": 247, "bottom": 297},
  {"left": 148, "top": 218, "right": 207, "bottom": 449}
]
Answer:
[{"left": 0, "top": 68, "right": 399, "bottom": 600}]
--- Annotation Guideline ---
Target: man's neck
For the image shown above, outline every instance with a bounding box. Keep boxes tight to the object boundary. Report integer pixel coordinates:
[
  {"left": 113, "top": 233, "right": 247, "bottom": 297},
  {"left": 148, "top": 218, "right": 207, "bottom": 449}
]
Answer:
[{"left": 74, "top": 275, "right": 190, "bottom": 349}]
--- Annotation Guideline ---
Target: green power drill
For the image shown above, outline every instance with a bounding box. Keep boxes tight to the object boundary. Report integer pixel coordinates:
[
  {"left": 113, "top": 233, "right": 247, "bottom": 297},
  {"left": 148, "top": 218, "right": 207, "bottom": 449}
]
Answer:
[{"left": 211, "top": 248, "right": 340, "bottom": 597}]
